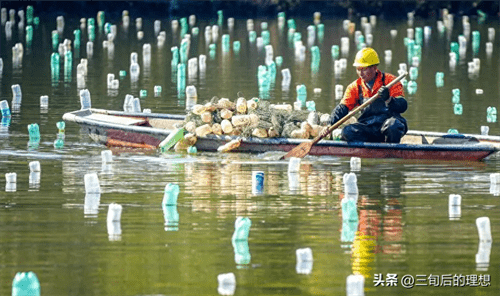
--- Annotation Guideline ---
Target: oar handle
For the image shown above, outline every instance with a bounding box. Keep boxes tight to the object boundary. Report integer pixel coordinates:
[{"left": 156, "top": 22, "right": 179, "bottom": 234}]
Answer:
[{"left": 314, "top": 71, "right": 408, "bottom": 144}]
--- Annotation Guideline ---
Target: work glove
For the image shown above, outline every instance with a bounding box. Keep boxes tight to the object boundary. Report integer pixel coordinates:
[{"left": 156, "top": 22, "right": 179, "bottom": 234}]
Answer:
[{"left": 377, "top": 86, "right": 390, "bottom": 102}]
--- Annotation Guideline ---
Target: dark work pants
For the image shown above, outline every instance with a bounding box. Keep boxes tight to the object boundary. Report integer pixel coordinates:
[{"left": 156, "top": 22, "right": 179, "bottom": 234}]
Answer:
[{"left": 341, "top": 117, "right": 407, "bottom": 143}]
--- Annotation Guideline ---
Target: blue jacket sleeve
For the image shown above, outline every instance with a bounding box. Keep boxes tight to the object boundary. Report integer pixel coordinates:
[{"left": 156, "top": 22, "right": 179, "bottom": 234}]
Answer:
[
  {"left": 387, "top": 96, "right": 407, "bottom": 114},
  {"left": 330, "top": 104, "right": 349, "bottom": 125}
]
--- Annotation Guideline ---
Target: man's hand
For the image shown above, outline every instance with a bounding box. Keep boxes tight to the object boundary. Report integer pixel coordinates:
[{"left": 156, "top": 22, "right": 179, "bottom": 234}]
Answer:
[{"left": 378, "top": 86, "right": 390, "bottom": 101}]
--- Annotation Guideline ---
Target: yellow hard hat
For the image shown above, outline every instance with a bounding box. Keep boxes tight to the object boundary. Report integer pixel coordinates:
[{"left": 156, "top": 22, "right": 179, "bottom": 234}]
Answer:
[{"left": 353, "top": 47, "right": 380, "bottom": 67}]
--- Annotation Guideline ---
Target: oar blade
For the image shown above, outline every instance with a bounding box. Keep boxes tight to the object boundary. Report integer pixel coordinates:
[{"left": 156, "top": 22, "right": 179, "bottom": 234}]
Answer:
[{"left": 281, "top": 142, "right": 313, "bottom": 160}]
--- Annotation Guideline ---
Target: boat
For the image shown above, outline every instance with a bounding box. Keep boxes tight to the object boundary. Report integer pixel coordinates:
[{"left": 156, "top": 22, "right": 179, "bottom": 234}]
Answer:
[{"left": 62, "top": 108, "right": 500, "bottom": 162}]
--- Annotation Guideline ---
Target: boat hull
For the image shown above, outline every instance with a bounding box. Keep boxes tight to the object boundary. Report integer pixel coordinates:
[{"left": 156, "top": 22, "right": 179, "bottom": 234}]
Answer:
[{"left": 63, "top": 109, "right": 499, "bottom": 162}]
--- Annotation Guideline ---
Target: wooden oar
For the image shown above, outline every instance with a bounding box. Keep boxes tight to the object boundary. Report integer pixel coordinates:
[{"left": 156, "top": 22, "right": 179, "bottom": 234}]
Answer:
[{"left": 281, "top": 71, "right": 407, "bottom": 160}]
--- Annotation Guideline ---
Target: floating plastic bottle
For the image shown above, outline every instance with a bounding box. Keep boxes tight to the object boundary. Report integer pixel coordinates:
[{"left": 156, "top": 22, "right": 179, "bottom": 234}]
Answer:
[
  {"left": 487, "top": 27, "right": 495, "bottom": 42},
  {"left": 346, "top": 274, "right": 364, "bottom": 296},
  {"left": 481, "top": 126, "right": 489, "bottom": 136},
  {"left": 447, "top": 128, "right": 459, "bottom": 134},
  {"left": 130, "top": 62, "right": 140, "bottom": 79},
  {"left": 185, "top": 85, "right": 197, "bottom": 110},
  {"left": 53, "top": 137, "right": 64, "bottom": 149},
  {"left": 217, "top": 273, "right": 236, "bottom": 296},
  {"left": 350, "top": 157, "right": 361, "bottom": 171},
  {"left": 11, "top": 84, "right": 22, "bottom": 106},
  {"left": 142, "top": 43, "right": 151, "bottom": 67},
  {"left": 163, "top": 183, "right": 180, "bottom": 206},
  {"left": 26, "top": 5, "right": 33, "bottom": 24},
  {"left": 51, "top": 30, "right": 59, "bottom": 51},
  {"left": 131, "top": 97, "right": 141, "bottom": 113},
  {"left": 177, "top": 63, "right": 186, "bottom": 93},
  {"left": 38, "top": 95, "right": 49, "bottom": 110},
  {"left": 384, "top": 50, "right": 392, "bottom": 65},
  {"left": 1, "top": 8, "right": 6, "bottom": 26},
  {"left": 288, "top": 157, "right": 301, "bottom": 173},
  {"left": 435, "top": 72, "right": 444, "bottom": 87},
  {"left": 275, "top": 56, "right": 283, "bottom": 67},
  {"left": 306, "top": 101, "right": 316, "bottom": 111},
  {"left": 281, "top": 68, "right": 291, "bottom": 90},
  {"left": 448, "top": 194, "right": 461, "bottom": 220},
  {"left": 154, "top": 85, "right": 162, "bottom": 97},
  {"left": 296, "top": 247, "right": 313, "bottom": 275},
  {"left": 409, "top": 66, "right": 418, "bottom": 80},
  {"left": 107, "top": 203, "right": 122, "bottom": 222},
  {"left": 86, "top": 41, "right": 93, "bottom": 58},
  {"left": 407, "top": 81, "right": 417, "bottom": 95},
  {"left": 252, "top": 171, "right": 264, "bottom": 195},
  {"left": 101, "top": 150, "right": 112, "bottom": 163},
  {"left": 487, "top": 107, "right": 497, "bottom": 123},
  {"left": 476, "top": 217, "right": 492, "bottom": 242},
  {"left": 29, "top": 170, "right": 40, "bottom": 187},
  {"left": 335, "top": 85, "right": 344, "bottom": 100},
  {"left": 107, "top": 203, "right": 122, "bottom": 240},
  {"left": 56, "top": 121, "right": 65, "bottom": 136},
  {"left": 80, "top": 89, "right": 91, "bottom": 109},
  {"left": 84, "top": 172, "right": 100, "bottom": 194},
  {"left": 232, "top": 217, "right": 251, "bottom": 241},
  {"left": 296, "top": 84, "right": 307, "bottom": 107},
  {"left": 27, "top": 123, "right": 40, "bottom": 142},
  {"left": 453, "top": 103, "right": 463, "bottom": 115},
  {"left": 25, "top": 25, "right": 33, "bottom": 46},
  {"left": 222, "top": 34, "right": 230, "bottom": 52},
  {"left": 343, "top": 172, "right": 358, "bottom": 197},
  {"left": 415, "top": 27, "right": 423, "bottom": 45},
  {"left": 1, "top": 100, "right": 11, "bottom": 117},
  {"left": 29, "top": 161, "right": 41, "bottom": 173},
  {"left": 5, "top": 172, "right": 17, "bottom": 183},
  {"left": 122, "top": 94, "right": 133, "bottom": 112},
  {"left": 12, "top": 271, "right": 40, "bottom": 296}
]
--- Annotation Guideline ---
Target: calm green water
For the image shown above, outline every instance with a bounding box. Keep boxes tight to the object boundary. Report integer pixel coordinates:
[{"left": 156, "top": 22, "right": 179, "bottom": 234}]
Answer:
[{"left": 1, "top": 4, "right": 500, "bottom": 296}]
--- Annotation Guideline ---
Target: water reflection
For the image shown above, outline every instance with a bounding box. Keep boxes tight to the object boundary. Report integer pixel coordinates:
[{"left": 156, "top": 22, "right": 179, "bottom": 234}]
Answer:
[
  {"left": 28, "top": 171, "right": 40, "bottom": 190},
  {"left": 163, "top": 205, "right": 179, "bottom": 231},
  {"left": 84, "top": 193, "right": 101, "bottom": 217}
]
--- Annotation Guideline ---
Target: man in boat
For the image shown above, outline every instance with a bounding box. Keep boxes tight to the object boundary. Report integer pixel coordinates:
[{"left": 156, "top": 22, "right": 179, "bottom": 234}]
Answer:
[{"left": 329, "top": 47, "right": 408, "bottom": 143}]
